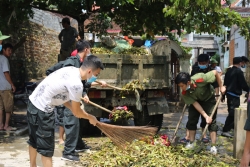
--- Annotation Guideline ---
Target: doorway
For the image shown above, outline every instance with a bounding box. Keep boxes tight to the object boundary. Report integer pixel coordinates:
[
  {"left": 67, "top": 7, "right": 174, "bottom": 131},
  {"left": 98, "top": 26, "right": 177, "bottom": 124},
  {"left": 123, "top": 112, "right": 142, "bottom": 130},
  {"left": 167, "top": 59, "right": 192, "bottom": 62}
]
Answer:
[{"left": 166, "top": 49, "right": 180, "bottom": 102}]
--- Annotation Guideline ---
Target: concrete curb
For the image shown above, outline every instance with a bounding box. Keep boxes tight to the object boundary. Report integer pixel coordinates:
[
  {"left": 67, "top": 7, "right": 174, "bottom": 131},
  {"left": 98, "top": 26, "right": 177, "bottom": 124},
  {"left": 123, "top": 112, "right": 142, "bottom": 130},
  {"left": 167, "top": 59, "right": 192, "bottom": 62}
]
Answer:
[{"left": 14, "top": 126, "right": 28, "bottom": 136}]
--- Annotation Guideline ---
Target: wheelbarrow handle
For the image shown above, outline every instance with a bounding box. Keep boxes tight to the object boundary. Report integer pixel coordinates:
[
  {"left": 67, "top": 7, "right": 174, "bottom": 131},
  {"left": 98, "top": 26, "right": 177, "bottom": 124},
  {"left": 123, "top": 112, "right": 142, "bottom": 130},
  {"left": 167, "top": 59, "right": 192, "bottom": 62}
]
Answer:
[{"left": 81, "top": 97, "right": 112, "bottom": 114}]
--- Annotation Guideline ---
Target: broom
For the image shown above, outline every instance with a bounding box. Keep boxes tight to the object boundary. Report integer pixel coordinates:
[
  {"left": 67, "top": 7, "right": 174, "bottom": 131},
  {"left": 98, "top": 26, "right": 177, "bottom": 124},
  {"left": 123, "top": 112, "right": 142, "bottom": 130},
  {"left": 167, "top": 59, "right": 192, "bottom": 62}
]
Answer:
[
  {"left": 81, "top": 98, "right": 158, "bottom": 147},
  {"left": 96, "top": 122, "right": 157, "bottom": 147}
]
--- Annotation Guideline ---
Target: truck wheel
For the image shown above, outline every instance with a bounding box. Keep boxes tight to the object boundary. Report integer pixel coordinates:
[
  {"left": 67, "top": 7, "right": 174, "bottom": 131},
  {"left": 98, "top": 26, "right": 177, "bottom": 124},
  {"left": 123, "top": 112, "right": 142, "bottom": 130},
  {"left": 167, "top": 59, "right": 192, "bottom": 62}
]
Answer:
[
  {"left": 81, "top": 118, "right": 101, "bottom": 136},
  {"left": 134, "top": 106, "right": 163, "bottom": 132},
  {"left": 151, "top": 114, "right": 163, "bottom": 132}
]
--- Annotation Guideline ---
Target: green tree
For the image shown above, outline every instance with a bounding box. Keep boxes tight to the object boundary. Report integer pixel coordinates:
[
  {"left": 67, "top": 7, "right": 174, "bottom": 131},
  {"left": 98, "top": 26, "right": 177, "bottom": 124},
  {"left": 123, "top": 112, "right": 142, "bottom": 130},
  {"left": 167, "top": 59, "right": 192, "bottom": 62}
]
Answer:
[{"left": 108, "top": 0, "right": 250, "bottom": 39}]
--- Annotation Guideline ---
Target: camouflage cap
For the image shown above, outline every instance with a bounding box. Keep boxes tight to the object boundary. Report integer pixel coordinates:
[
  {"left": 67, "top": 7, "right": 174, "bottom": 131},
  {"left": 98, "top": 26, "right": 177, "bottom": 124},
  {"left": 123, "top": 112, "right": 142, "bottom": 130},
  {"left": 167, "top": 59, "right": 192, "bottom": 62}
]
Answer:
[
  {"left": 210, "top": 59, "right": 218, "bottom": 64},
  {"left": 0, "top": 31, "right": 10, "bottom": 40}
]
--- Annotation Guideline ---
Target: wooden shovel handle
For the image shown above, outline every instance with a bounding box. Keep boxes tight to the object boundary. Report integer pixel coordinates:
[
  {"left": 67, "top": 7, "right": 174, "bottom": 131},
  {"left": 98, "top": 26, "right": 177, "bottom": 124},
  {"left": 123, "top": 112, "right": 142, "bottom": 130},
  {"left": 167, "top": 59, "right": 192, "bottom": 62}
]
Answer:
[
  {"left": 171, "top": 104, "right": 187, "bottom": 143},
  {"left": 200, "top": 95, "right": 222, "bottom": 140},
  {"left": 95, "top": 80, "right": 124, "bottom": 91},
  {"left": 81, "top": 97, "right": 112, "bottom": 113}
]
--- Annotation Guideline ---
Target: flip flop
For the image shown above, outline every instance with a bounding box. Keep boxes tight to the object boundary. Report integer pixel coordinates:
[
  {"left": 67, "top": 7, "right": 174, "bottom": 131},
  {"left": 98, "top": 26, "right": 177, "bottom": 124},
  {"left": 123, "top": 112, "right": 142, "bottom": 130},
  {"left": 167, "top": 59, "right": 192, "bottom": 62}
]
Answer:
[
  {"left": 4, "top": 126, "right": 17, "bottom": 131},
  {"left": 180, "top": 137, "right": 190, "bottom": 143},
  {"left": 202, "top": 137, "right": 209, "bottom": 143}
]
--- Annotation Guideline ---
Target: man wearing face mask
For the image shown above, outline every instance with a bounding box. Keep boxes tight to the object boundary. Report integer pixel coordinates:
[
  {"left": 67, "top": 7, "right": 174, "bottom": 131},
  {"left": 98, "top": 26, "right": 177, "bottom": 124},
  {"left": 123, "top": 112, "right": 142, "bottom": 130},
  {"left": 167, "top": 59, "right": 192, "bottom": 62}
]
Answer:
[
  {"left": 180, "top": 54, "right": 219, "bottom": 144},
  {"left": 221, "top": 57, "right": 249, "bottom": 138},
  {"left": 241, "top": 56, "right": 249, "bottom": 68},
  {"left": 27, "top": 55, "right": 103, "bottom": 167},
  {"left": 59, "top": 40, "right": 107, "bottom": 162},
  {"left": 175, "top": 71, "right": 226, "bottom": 154}
]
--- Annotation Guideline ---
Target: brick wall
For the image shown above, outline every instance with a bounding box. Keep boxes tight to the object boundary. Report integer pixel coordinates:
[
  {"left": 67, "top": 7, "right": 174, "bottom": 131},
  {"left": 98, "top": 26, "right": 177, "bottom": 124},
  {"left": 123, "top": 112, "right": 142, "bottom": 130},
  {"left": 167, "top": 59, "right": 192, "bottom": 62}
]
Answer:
[
  {"left": 229, "top": 39, "right": 235, "bottom": 66},
  {"left": 9, "top": 21, "right": 60, "bottom": 82}
]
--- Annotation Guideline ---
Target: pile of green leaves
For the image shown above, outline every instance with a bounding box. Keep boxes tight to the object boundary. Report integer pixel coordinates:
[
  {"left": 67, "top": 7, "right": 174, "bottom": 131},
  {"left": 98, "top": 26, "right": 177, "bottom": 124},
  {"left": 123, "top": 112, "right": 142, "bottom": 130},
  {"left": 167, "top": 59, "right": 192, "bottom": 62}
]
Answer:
[
  {"left": 119, "top": 47, "right": 149, "bottom": 55},
  {"left": 109, "top": 109, "right": 134, "bottom": 122},
  {"left": 81, "top": 140, "right": 239, "bottom": 167},
  {"left": 120, "top": 79, "right": 145, "bottom": 97},
  {"left": 91, "top": 47, "right": 116, "bottom": 54},
  {"left": 92, "top": 47, "right": 149, "bottom": 55},
  {"left": 122, "top": 79, "right": 145, "bottom": 91}
]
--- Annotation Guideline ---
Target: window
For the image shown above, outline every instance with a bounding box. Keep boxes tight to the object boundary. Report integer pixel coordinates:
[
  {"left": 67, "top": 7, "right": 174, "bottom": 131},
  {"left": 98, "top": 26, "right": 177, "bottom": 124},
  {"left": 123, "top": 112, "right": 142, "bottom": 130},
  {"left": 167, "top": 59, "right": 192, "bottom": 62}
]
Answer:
[{"left": 235, "top": 43, "right": 238, "bottom": 48}]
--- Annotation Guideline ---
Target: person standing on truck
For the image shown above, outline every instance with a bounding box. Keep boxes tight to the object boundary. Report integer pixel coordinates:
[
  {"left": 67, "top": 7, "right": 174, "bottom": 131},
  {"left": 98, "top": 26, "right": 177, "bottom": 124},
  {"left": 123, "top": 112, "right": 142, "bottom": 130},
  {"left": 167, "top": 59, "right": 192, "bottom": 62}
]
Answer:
[
  {"left": 27, "top": 55, "right": 103, "bottom": 167},
  {"left": 180, "top": 54, "right": 219, "bottom": 144},
  {"left": 58, "top": 17, "right": 80, "bottom": 62},
  {"left": 175, "top": 70, "right": 225, "bottom": 154}
]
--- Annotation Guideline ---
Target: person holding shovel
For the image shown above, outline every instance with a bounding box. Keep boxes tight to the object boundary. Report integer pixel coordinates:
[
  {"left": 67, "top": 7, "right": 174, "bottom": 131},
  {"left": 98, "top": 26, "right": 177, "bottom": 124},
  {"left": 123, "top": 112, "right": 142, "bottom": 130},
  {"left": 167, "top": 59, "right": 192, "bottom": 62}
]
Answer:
[
  {"left": 180, "top": 54, "right": 219, "bottom": 144},
  {"left": 175, "top": 70, "right": 226, "bottom": 154},
  {"left": 27, "top": 55, "right": 104, "bottom": 167}
]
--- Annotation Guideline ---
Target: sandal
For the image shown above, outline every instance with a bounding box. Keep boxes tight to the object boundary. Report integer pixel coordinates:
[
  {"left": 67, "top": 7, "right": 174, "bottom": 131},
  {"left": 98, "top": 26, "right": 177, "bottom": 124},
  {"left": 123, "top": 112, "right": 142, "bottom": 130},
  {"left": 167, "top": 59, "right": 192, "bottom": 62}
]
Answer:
[
  {"left": 202, "top": 137, "right": 209, "bottom": 143},
  {"left": 180, "top": 138, "right": 190, "bottom": 143},
  {"left": 4, "top": 126, "right": 17, "bottom": 131}
]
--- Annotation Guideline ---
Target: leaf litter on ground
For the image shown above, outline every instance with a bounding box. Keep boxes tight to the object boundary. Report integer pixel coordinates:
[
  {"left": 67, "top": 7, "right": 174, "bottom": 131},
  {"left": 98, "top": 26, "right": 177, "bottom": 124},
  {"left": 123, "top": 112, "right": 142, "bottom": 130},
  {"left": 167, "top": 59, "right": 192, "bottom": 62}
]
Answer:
[{"left": 80, "top": 138, "right": 239, "bottom": 167}]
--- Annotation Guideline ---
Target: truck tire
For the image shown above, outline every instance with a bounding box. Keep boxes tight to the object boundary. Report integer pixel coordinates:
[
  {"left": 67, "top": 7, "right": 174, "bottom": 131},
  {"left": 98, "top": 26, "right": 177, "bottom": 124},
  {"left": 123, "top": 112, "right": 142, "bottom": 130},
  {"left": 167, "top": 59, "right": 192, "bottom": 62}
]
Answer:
[{"left": 134, "top": 106, "right": 163, "bottom": 132}]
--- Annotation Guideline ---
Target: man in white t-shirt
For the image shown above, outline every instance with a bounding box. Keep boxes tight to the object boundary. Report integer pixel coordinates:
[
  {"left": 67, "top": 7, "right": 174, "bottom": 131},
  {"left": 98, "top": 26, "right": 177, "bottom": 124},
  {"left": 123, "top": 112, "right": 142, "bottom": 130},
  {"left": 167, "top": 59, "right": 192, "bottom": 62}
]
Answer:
[
  {"left": 27, "top": 55, "right": 103, "bottom": 167},
  {"left": 0, "top": 42, "right": 16, "bottom": 131}
]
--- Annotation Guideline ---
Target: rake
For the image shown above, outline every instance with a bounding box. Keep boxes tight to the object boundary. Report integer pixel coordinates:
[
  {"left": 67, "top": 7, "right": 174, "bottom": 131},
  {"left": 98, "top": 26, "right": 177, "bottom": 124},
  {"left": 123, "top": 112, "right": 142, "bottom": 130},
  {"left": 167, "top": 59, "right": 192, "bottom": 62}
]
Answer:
[
  {"left": 170, "top": 104, "right": 187, "bottom": 144},
  {"left": 81, "top": 98, "right": 158, "bottom": 147}
]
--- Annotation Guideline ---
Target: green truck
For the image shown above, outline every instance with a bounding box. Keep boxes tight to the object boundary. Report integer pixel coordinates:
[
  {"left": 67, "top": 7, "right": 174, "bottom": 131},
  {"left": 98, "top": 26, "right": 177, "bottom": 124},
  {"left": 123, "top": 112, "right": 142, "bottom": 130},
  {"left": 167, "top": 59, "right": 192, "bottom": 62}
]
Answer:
[{"left": 84, "top": 52, "right": 170, "bottom": 130}]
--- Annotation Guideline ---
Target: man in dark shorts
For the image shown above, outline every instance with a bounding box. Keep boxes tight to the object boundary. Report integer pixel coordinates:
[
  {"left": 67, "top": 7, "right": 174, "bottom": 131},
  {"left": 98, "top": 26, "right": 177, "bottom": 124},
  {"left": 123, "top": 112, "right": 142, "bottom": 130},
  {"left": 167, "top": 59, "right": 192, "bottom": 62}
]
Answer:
[
  {"left": 27, "top": 55, "right": 103, "bottom": 167},
  {"left": 175, "top": 70, "right": 226, "bottom": 154},
  {"left": 180, "top": 54, "right": 219, "bottom": 144}
]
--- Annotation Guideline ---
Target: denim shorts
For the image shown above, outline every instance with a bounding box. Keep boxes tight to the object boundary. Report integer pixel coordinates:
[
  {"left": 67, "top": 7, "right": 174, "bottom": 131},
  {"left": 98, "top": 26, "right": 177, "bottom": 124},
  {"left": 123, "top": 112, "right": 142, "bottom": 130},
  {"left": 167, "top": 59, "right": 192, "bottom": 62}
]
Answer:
[{"left": 27, "top": 101, "right": 55, "bottom": 157}]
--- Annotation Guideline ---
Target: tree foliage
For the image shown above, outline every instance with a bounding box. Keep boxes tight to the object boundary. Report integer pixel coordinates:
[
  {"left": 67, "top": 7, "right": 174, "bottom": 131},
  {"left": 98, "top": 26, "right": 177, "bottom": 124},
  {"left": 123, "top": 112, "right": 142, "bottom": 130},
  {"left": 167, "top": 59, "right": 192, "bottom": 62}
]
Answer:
[
  {"left": 107, "top": 0, "right": 250, "bottom": 39},
  {"left": 1, "top": 0, "right": 250, "bottom": 40}
]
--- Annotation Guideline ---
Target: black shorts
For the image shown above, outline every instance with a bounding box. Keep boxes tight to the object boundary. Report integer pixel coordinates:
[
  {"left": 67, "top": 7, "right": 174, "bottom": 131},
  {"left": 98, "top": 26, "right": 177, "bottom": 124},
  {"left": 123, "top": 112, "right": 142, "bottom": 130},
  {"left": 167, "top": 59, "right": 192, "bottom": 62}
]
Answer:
[
  {"left": 186, "top": 97, "right": 218, "bottom": 132},
  {"left": 27, "top": 101, "right": 55, "bottom": 157},
  {"left": 56, "top": 105, "right": 65, "bottom": 126}
]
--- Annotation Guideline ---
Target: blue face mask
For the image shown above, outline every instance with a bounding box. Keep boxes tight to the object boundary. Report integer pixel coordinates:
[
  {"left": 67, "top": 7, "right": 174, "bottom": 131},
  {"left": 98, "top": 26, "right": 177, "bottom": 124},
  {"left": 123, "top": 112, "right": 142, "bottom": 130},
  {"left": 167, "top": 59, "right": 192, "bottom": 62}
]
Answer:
[
  {"left": 87, "top": 74, "right": 97, "bottom": 83},
  {"left": 186, "top": 85, "right": 190, "bottom": 90},
  {"left": 198, "top": 64, "right": 207, "bottom": 69},
  {"left": 0, "top": 45, "right": 2, "bottom": 52},
  {"left": 241, "top": 64, "right": 246, "bottom": 68}
]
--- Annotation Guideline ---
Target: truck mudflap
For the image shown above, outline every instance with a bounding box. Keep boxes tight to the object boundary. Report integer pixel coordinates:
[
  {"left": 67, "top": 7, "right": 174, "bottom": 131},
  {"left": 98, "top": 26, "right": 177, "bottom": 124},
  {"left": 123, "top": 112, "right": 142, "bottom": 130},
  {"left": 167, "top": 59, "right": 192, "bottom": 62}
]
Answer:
[{"left": 146, "top": 97, "right": 169, "bottom": 116}]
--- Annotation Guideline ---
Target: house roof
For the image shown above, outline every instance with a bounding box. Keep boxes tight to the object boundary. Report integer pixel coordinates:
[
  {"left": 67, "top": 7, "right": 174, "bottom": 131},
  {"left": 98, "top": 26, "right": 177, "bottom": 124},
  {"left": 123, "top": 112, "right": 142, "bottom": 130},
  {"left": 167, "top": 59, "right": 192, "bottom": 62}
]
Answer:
[
  {"left": 221, "top": 0, "right": 227, "bottom": 6},
  {"left": 181, "top": 40, "right": 219, "bottom": 49},
  {"left": 230, "top": 7, "right": 250, "bottom": 17}
]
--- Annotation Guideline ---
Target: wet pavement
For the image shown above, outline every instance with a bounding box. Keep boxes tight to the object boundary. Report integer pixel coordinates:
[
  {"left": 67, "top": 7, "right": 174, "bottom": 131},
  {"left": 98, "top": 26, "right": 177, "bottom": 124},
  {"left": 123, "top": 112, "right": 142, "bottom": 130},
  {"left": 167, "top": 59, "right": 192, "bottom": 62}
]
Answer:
[{"left": 0, "top": 95, "right": 247, "bottom": 166}]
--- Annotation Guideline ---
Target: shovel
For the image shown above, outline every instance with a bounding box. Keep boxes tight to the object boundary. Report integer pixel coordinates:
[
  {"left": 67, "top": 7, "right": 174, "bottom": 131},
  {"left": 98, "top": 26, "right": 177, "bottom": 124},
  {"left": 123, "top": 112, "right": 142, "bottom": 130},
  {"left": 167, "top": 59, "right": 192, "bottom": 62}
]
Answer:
[
  {"left": 194, "top": 95, "right": 222, "bottom": 153},
  {"left": 170, "top": 104, "right": 187, "bottom": 144},
  {"left": 94, "top": 80, "right": 142, "bottom": 111}
]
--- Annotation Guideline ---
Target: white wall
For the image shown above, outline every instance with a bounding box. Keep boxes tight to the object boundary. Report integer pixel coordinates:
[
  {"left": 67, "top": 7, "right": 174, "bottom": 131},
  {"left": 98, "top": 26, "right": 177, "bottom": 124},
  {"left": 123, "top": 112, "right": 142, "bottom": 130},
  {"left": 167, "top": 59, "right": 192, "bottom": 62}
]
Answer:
[{"left": 234, "top": 28, "right": 247, "bottom": 57}]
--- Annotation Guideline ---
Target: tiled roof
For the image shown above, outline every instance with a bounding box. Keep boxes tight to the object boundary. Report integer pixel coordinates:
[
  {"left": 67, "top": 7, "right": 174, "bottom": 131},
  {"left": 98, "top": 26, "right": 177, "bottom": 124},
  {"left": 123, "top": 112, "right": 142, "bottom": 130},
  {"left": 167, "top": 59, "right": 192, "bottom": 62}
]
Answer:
[{"left": 181, "top": 40, "right": 219, "bottom": 49}]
